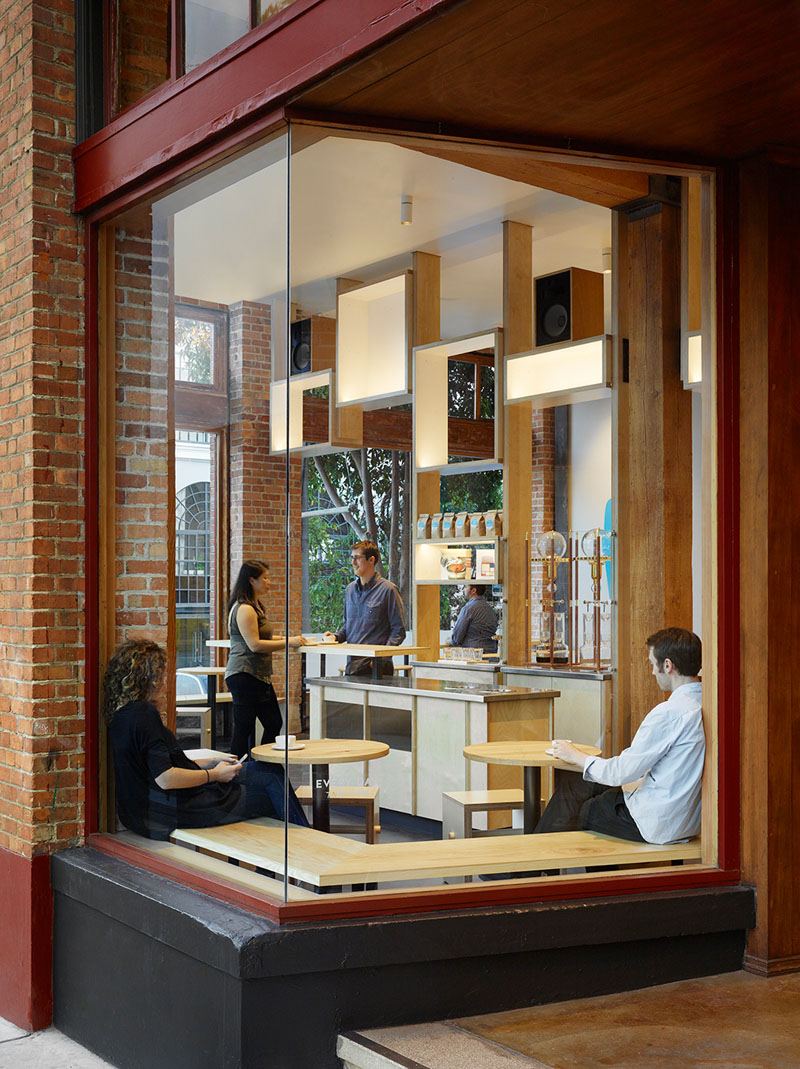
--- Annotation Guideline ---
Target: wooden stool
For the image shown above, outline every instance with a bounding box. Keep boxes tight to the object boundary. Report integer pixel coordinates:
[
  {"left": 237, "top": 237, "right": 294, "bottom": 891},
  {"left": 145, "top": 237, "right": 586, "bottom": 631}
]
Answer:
[
  {"left": 296, "top": 785, "right": 380, "bottom": 843},
  {"left": 175, "top": 705, "right": 211, "bottom": 745},
  {"left": 442, "top": 789, "right": 524, "bottom": 840}
]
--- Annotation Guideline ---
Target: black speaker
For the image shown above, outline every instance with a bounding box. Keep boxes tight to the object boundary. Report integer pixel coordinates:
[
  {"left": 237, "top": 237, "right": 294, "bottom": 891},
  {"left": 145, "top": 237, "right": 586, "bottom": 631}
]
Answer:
[
  {"left": 290, "top": 318, "right": 312, "bottom": 375},
  {"left": 535, "top": 270, "right": 571, "bottom": 347}
]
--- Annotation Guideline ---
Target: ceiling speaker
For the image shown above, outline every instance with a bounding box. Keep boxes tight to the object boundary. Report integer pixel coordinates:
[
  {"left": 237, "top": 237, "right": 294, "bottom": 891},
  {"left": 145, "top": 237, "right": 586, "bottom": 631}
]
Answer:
[
  {"left": 290, "top": 318, "right": 312, "bottom": 375},
  {"left": 535, "top": 267, "right": 604, "bottom": 348}
]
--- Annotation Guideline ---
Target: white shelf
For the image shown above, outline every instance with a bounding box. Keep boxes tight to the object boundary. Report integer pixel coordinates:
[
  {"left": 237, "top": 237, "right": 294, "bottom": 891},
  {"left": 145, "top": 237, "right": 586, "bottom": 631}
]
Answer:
[
  {"left": 416, "top": 459, "right": 503, "bottom": 476},
  {"left": 505, "top": 334, "right": 611, "bottom": 408},
  {"left": 416, "top": 579, "right": 503, "bottom": 587},
  {"left": 413, "top": 536, "right": 502, "bottom": 545}
]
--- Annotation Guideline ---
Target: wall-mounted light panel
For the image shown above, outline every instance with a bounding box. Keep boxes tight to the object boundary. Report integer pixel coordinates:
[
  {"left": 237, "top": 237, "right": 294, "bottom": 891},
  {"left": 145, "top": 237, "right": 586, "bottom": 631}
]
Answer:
[
  {"left": 336, "top": 272, "right": 412, "bottom": 410},
  {"left": 681, "top": 330, "right": 703, "bottom": 390},
  {"left": 413, "top": 329, "right": 504, "bottom": 472},
  {"left": 505, "top": 334, "right": 611, "bottom": 408}
]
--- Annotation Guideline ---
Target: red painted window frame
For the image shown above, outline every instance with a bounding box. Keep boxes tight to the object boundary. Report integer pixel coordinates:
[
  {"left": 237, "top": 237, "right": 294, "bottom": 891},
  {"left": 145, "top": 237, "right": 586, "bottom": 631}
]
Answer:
[{"left": 81, "top": 111, "right": 741, "bottom": 924}]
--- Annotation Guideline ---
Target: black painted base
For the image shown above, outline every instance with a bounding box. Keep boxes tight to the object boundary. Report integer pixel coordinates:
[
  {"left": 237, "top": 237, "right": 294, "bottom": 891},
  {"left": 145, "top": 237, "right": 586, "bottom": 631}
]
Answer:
[{"left": 52, "top": 849, "right": 755, "bottom": 1069}]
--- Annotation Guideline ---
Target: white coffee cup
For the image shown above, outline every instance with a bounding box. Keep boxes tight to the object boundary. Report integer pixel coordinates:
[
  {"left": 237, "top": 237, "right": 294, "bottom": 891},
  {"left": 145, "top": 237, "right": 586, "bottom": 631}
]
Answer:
[{"left": 274, "top": 734, "right": 296, "bottom": 748}]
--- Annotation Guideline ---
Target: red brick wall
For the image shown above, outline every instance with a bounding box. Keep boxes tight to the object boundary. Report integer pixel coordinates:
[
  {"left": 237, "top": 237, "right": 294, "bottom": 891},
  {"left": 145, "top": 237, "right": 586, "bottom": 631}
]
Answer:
[
  {"left": 0, "top": 0, "right": 83, "bottom": 1027},
  {"left": 0, "top": 0, "right": 85, "bottom": 865},
  {"left": 228, "top": 301, "right": 303, "bottom": 725},
  {"left": 116, "top": 0, "right": 170, "bottom": 114}
]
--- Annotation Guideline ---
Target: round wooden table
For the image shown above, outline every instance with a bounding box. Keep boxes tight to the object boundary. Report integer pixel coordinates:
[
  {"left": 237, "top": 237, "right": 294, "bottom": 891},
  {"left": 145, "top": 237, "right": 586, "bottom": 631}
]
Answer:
[
  {"left": 463, "top": 741, "right": 601, "bottom": 833},
  {"left": 252, "top": 738, "right": 389, "bottom": 832}
]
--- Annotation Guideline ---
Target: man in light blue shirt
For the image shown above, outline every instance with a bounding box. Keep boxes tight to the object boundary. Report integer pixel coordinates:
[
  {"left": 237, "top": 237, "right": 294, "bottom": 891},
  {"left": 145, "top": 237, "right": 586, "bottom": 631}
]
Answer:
[
  {"left": 536, "top": 628, "right": 704, "bottom": 844},
  {"left": 324, "top": 539, "right": 406, "bottom": 677},
  {"left": 450, "top": 584, "right": 498, "bottom": 652}
]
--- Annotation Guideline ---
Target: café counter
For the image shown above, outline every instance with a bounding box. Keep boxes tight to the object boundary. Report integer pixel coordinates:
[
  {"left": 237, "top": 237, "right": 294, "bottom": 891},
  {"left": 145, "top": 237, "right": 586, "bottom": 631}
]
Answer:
[{"left": 306, "top": 675, "right": 559, "bottom": 826}]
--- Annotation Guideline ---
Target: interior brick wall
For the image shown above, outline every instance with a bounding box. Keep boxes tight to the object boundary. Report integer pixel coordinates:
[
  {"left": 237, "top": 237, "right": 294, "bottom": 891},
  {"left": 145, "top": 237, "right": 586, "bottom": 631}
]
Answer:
[
  {"left": 0, "top": 0, "right": 85, "bottom": 858},
  {"left": 113, "top": 222, "right": 171, "bottom": 650},
  {"left": 228, "top": 301, "right": 303, "bottom": 725},
  {"left": 531, "top": 408, "right": 556, "bottom": 643}
]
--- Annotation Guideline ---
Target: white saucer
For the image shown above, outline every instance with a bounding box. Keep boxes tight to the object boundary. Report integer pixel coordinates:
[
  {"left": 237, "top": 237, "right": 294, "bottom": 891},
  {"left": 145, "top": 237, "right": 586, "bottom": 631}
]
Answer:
[{"left": 271, "top": 742, "right": 305, "bottom": 751}]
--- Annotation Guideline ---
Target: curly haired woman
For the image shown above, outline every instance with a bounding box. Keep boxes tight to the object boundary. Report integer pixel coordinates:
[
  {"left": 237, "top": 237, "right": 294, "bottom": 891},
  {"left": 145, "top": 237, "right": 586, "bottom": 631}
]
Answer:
[{"left": 105, "top": 639, "right": 308, "bottom": 840}]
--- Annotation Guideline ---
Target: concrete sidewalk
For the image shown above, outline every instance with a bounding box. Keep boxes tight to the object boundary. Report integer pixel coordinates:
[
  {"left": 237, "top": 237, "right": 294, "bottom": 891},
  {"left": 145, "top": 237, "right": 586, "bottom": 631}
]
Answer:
[{"left": 0, "top": 1016, "right": 113, "bottom": 1068}]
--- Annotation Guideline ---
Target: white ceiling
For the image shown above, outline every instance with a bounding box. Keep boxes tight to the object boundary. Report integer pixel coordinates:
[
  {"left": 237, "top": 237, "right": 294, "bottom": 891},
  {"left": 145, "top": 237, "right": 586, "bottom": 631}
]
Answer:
[{"left": 170, "top": 133, "right": 612, "bottom": 338}]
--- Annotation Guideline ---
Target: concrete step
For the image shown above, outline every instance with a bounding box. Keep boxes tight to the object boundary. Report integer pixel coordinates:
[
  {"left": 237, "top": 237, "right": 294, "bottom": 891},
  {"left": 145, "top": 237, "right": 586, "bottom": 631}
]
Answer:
[{"left": 338, "top": 1024, "right": 544, "bottom": 1069}]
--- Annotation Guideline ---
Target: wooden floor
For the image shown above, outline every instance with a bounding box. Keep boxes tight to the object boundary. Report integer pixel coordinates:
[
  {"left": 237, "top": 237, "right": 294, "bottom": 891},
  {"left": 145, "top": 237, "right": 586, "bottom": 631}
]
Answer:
[{"left": 354, "top": 971, "right": 800, "bottom": 1068}]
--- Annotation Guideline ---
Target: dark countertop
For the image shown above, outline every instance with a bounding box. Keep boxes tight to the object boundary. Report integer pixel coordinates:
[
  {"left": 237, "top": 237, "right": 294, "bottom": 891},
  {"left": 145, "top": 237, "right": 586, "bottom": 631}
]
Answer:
[
  {"left": 304, "top": 675, "right": 559, "bottom": 703},
  {"left": 410, "top": 660, "right": 613, "bottom": 682}
]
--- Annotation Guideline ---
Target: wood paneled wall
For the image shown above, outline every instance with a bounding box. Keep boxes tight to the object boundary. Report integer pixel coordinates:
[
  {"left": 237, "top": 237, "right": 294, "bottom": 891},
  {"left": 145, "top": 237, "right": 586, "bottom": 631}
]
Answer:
[{"left": 739, "top": 155, "right": 800, "bottom": 974}]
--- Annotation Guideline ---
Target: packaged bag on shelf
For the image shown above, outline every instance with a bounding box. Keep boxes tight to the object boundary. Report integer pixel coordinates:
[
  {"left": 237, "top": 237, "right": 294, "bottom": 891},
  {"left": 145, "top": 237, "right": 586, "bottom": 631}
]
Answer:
[
  {"left": 469, "top": 513, "right": 486, "bottom": 537},
  {"left": 441, "top": 513, "right": 456, "bottom": 538},
  {"left": 484, "top": 510, "right": 503, "bottom": 536},
  {"left": 417, "top": 513, "right": 431, "bottom": 539},
  {"left": 454, "top": 511, "right": 470, "bottom": 538},
  {"left": 431, "top": 513, "right": 444, "bottom": 539}
]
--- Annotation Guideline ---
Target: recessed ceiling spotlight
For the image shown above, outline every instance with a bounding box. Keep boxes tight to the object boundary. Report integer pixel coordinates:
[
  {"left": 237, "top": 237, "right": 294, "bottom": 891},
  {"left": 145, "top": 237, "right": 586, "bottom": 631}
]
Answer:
[
  {"left": 400, "top": 195, "right": 413, "bottom": 226},
  {"left": 601, "top": 247, "right": 612, "bottom": 274}
]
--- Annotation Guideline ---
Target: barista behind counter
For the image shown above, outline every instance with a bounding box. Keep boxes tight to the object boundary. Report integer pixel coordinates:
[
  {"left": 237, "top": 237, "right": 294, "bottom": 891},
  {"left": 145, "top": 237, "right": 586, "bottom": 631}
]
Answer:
[
  {"left": 450, "top": 584, "right": 498, "bottom": 653},
  {"left": 323, "top": 539, "right": 406, "bottom": 677}
]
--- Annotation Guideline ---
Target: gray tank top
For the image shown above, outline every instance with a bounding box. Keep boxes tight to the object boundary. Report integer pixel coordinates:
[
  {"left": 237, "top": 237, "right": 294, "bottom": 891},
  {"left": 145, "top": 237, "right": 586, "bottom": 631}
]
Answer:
[{"left": 225, "top": 603, "right": 273, "bottom": 682}]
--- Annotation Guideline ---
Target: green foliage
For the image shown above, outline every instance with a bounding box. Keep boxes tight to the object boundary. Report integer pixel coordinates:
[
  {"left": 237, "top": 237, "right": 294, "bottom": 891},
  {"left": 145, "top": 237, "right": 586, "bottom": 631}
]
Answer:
[
  {"left": 175, "top": 318, "right": 213, "bottom": 384},
  {"left": 306, "top": 514, "right": 353, "bottom": 631},
  {"left": 304, "top": 449, "right": 411, "bottom": 629},
  {"left": 440, "top": 469, "right": 502, "bottom": 513}
]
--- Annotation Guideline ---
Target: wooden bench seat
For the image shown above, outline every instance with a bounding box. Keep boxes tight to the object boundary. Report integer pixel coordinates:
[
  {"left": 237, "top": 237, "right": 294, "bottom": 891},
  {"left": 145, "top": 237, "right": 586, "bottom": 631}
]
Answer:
[
  {"left": 115, "top": 830, "right": 317, "bottom": 900},
  {"left": 172, "top": 818, "right": 702, "bottom": 891}
]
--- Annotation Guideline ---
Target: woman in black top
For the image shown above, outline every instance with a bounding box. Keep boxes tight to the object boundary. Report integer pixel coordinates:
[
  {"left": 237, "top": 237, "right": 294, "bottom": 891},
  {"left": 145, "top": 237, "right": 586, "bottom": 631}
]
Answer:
[
  {"left": 105, "top": 639, "right": 308, "bottom": 840},
  {"left": 225, "top": 559, "right": 306, "bottom": 757}
]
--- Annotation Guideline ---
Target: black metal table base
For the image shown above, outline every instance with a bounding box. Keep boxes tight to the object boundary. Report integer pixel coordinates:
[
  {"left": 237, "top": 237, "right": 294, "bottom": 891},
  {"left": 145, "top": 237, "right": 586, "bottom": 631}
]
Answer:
[
  {"left": 523, "top": 766, "right": 542, "bottom": 834},
  {"left": 311, "top": 762, "right": 331, "bottom": 832}
]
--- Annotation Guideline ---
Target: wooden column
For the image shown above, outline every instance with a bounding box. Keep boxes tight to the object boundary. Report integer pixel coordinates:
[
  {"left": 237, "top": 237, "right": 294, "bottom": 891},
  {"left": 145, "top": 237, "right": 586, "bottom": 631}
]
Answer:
[
  {"left": 412, "top": 251, "right": 441, "bottom": 660},
  {"left": 614, "top": 202, "right": 692, "bottom": 742},
  {"left": 502, "top": 221, "right": 533, "bottom": 667},
  {"left": 739, "top": 155, "right": 800, "bottom": 974}
]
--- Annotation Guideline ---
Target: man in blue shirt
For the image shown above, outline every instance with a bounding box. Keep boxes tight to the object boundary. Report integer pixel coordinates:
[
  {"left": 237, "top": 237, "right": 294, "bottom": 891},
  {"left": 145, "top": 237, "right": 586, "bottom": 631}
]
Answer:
[
  {"left": 537, "top": 627, "right": 704, "bottom": 844},
  {"left": 324, "top": 540, "right": 406, "bottom": 677},
  {"left": 450, "top": 584, "right": 498, "bottom": 652}
]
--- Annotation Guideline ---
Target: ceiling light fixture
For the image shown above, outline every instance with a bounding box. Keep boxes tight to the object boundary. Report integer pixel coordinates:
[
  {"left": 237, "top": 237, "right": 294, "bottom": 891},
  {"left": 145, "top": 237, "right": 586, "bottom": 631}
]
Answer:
[
  {"left": 601, "top": 247, "right": 612, "bottom": 274},
  {"left": 400, "top": 195, "right": 413, "bottom": 226}
]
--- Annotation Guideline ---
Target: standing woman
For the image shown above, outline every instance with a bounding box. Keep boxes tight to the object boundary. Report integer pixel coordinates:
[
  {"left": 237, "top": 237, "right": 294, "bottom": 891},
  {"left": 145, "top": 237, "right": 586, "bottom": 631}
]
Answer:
[{"left": 226, "top": 559, "right": 306, "bottom": 757}]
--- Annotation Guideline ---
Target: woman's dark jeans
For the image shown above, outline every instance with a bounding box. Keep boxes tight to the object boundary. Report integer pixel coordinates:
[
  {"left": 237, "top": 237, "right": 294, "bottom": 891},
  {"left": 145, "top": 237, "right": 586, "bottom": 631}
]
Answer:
[
  {"left": 226, "top": 672, "right": 282, "bottom": 758},
  {"left": 234, "top": 760, "right": 310, "bottom": 828}
]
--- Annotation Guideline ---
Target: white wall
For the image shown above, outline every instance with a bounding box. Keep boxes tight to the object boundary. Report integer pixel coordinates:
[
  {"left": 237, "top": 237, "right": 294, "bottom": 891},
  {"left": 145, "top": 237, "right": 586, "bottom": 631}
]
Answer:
[{"left": 569, "top": 397, "right": 613, "bottom": 603}]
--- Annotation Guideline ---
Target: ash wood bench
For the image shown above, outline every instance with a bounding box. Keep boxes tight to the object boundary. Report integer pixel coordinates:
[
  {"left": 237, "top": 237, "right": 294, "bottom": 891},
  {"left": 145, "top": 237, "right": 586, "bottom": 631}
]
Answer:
[
  {"left": 115, "top": 830, "right": 317, "bottom": 900},
  {"left": 171, "top": 818, "right": 702, "bottom": 891}
]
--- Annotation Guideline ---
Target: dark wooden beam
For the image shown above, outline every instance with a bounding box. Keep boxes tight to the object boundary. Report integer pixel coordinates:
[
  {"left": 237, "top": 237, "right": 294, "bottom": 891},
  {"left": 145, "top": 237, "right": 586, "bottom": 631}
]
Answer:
[{"left": 302, "top": 398, "right": 494, "bottom": 455}]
